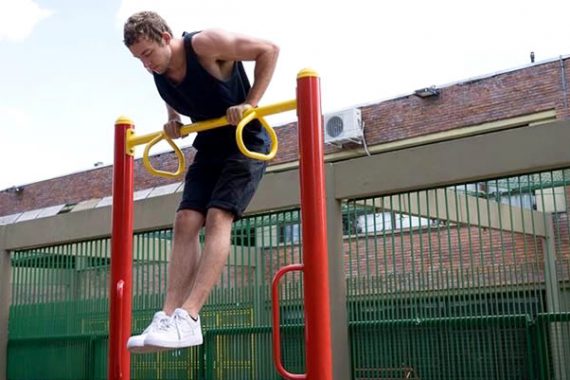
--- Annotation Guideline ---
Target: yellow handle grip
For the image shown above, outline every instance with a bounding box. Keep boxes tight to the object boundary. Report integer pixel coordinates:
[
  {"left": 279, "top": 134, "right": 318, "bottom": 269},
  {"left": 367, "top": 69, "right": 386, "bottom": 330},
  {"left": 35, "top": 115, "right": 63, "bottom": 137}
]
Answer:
[
  {"left": 236, "top": 109, "right": 278, "bottom": 161},
  {"left": 132, "top": 99, "right": 296, "bottom": 179},
  {"left": 142, "top": 132, "right": 185, "bottom": 179}
]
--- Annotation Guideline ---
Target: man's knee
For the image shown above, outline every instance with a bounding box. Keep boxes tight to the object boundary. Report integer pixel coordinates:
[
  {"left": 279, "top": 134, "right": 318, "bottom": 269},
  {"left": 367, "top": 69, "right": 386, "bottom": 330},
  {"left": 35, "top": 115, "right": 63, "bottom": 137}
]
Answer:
[
  {"left": 205, "top": 208, "right": 234, "bottom": 230},
  {"left": 174, "top": 209, "right": 205, "bottom": 236}
]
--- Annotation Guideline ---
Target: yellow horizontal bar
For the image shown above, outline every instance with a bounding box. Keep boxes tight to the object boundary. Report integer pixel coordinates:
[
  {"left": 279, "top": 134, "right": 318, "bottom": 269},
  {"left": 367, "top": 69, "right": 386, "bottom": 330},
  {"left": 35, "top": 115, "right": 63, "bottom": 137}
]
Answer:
[{"left": 127, "top": 99, "right": 297, "bottom": 151}]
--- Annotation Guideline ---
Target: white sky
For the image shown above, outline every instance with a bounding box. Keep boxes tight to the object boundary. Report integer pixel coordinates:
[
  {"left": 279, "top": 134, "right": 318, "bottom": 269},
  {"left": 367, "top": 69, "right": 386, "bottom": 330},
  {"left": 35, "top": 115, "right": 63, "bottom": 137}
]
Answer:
[{"left": 1, "top": 0, "right": 570, "bottom": 190}]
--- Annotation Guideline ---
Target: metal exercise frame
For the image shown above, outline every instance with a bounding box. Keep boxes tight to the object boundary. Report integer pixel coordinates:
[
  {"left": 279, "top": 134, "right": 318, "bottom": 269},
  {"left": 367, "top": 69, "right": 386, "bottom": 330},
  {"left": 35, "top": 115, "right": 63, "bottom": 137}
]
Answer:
[{"left": 109, "top": 69, "right": 333, "bottom": 380}]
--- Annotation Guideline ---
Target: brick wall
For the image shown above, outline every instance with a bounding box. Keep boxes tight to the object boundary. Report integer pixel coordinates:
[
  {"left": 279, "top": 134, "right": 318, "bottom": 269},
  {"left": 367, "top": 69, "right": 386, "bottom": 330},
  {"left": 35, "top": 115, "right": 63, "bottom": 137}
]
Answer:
[
  {"left": 2, "top": 58, "right": 570, "bottom": 217},
  {"left": 263, "top": 214, "right": 570, "bottom": 291},
  {"left": 0, "top": 149, "right": 195, "bottom": 216},
  {"left": 345, "top": 227, "right": 546, "bottom": 291}
]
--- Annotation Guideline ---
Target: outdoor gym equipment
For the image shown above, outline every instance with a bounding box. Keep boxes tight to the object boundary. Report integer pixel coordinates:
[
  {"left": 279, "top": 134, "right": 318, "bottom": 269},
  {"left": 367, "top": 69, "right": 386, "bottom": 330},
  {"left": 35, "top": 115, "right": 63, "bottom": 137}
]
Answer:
[{"left": 109, "top": 69, "right": 333, "bottom": 380}]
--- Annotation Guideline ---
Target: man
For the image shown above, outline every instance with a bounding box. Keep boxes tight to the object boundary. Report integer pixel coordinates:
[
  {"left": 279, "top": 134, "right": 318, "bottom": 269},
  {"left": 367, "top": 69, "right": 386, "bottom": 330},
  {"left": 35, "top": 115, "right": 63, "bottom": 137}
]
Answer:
[{"left": 123, "top": 11, "right": 279, "bottom": 352}]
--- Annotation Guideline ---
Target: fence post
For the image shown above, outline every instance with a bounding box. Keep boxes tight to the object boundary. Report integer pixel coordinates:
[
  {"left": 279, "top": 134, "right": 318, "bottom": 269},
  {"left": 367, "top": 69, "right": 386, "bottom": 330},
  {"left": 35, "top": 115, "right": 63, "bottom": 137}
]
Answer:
[{"left": 324, "top": 163, "right": 352, "bottom": 380}]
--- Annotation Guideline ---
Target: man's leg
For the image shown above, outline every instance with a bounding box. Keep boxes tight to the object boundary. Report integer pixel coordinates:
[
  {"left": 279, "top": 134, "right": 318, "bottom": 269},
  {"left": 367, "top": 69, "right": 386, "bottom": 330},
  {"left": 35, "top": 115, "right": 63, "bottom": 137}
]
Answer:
[
  {"left": 163, "top": 209, "right": 205, "bottom": 315},
  {"left": 181, "top": 207, "right": 234, "bottom": 317},
  {"left": 143, "top": 152, "right": 264, "bottom": 349},
  {"left": 142, "top": 207, "right": 233, "bottom": 349},
  {"left": 127, "top": 209, "right": 205, "bottom": 353}
]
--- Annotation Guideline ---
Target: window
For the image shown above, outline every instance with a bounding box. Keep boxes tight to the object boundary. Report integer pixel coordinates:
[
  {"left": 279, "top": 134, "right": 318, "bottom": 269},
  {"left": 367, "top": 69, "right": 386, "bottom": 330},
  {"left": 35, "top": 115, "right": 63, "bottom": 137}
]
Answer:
[
  {"left": 278, "top": 224, "right": 301, "bottom": 244},
  {"left": 355, "top": 212, "right": 431, "bottom": 235}
]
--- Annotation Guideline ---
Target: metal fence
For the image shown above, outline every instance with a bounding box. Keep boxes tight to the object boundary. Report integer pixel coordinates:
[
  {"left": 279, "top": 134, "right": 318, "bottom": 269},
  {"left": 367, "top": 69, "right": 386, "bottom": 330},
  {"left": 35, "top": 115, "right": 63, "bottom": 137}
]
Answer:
[
  {"left": 7, "top": 169, "right": 570, "bottom": 379},
  {"left": 8, "top": 210, "right": 305, "bottom": 380},
  {"left": 345, "top": 170, "right": 570, "bottom": 380}
]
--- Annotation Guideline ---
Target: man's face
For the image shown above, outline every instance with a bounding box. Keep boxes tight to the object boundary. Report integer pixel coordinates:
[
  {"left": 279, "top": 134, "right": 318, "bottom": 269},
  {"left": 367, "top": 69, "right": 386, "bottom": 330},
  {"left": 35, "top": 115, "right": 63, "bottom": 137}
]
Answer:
[{"left": 129, "top": 36, "right": 171, "bottom": 74}]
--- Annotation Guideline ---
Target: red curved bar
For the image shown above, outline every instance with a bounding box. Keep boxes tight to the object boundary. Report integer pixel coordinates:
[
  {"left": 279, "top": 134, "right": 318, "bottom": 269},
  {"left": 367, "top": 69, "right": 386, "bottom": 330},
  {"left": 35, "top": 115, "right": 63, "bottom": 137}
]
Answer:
[{"left": 271, "top": 264, "right": 306, "bottom": 380}]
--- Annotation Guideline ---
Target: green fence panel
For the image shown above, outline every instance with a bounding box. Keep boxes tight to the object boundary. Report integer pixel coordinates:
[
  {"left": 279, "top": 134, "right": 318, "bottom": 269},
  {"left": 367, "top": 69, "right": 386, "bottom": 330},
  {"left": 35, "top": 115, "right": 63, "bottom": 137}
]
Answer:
[
  {"left": 8, "top": 168, "right": 570, "bottom": 379},
  {"left": 345, "top": 169, "right": 570, "bottom": 380},
  {"left": 9, "top": 239, "right": 111, "bottom": 380},
  {"left": 202, "top": 210, "right": 306, "bottom": 379},
  {"left": 8, "top": 209, "right": 304, "bottom": 380}
]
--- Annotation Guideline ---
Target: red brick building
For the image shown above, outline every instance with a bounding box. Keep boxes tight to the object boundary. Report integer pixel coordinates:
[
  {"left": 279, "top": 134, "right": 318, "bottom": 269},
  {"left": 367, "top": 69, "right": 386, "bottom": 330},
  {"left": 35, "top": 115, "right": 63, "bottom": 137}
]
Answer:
[
  {"left": 2, "top": 56, "right": 570, "bottom": 380},
  {"left": 2, "top": 56, "right": 569, "bottom": 217}
]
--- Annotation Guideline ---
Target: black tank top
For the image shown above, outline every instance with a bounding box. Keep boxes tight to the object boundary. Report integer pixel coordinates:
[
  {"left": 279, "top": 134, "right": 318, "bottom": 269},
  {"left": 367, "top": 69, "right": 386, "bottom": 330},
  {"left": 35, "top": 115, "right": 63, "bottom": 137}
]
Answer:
[{"left": 153, "top": 31, "right": 269, "bottom": 154}]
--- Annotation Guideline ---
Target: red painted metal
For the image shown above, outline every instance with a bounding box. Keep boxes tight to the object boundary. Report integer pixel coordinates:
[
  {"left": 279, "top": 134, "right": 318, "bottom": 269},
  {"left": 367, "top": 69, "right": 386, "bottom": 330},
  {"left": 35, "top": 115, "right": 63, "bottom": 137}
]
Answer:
[
  {"left": 109, "top": 121, "right": 134, "bottom": 380},
  {"left": 271, "top": 264, "right": 306, "bottom": 380},
  {"left": 296, "top": 72, "right": 334, "bottom": 380}
]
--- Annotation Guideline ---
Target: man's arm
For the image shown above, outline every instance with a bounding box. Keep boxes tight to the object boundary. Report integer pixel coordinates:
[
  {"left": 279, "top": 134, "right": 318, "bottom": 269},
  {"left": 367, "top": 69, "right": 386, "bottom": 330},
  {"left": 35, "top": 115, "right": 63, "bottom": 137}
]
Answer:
[
  {"left": 164, "top": 103, "right": 184, "bottom": 139},
  {"left": 192, "top": 29, "right": 279, "bottom": 125}
]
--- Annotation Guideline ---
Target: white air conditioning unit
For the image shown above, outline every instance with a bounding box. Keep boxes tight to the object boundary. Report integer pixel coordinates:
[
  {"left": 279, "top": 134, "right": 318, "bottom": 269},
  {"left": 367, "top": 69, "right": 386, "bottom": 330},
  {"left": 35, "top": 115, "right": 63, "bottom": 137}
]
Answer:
[{"left": 323, "top": 108, "right": 363, "bottom": 144}]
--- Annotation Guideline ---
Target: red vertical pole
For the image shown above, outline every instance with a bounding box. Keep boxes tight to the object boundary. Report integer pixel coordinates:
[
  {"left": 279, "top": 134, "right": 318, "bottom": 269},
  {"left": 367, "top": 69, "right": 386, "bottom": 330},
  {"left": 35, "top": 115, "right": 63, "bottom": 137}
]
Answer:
[
  {"left": 296, "top": 69, "right": 333, "bottom": 380},
  {"left": 108, "top": 117, "right": 135, "bottom": 380}
]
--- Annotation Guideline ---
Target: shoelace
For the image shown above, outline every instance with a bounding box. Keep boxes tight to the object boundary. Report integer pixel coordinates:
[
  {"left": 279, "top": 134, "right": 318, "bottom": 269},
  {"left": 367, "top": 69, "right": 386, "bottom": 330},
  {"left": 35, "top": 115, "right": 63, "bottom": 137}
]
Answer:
[
  {"left": 155, "top": 312, "right": 195, "bottom": 340},
  {"left": 170, "top": 313, "right": 194, "bottom": 339},
  {"left": 145, "top": 315, "right": 171, "bottom": 334},
  {"left": 156, "top": 317, "right": 174, "bottom": 332},
  {"left": 158, "top": 317, "right": 171, "bottom": 329}
]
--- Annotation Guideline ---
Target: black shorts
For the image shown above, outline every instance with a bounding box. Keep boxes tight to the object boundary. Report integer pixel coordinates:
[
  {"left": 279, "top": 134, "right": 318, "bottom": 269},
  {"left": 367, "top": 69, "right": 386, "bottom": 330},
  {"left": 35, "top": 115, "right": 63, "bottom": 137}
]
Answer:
[{"left": 178, "top": 150, "right": 267, "bottom": 219}]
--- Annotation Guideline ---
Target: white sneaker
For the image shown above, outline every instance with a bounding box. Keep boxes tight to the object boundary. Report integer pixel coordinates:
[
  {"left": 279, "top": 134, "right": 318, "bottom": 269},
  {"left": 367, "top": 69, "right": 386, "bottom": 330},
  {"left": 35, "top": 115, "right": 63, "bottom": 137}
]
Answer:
[
  {"left": 127, "top": 311, "right": 170, "bottom": 353},
  {"left": 144, "top": 308, "right": 203, "bottom": 349}
]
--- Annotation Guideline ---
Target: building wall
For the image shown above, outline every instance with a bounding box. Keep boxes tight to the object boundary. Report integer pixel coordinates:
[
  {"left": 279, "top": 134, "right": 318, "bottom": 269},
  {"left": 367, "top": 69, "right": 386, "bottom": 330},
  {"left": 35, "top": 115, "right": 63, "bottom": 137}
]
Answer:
[
  {"left": 263, "top": 216, "right": 570, "bottom": 288},
  {"left": 4, "top": 119, "right": 570, "bottom": 380},
  {"left": 2, "top": 57, "right": 570, "bottom": 380},
  {"left": 2, "top": 58, "right": 570, "bottom": 217}
]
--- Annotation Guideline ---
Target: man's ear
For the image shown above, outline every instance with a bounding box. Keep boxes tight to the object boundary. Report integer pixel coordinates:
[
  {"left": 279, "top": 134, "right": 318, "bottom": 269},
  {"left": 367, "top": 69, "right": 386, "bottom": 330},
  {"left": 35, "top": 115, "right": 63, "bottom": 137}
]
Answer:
[{"left": 161, "top": 32, "right": 172, "bottom": 45}]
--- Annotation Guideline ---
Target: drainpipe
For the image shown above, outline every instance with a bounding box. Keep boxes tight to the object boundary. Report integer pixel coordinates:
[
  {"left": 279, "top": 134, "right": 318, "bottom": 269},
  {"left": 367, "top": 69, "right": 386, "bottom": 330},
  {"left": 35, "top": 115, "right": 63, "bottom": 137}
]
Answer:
[{"left": 559, "top": 56, "right": 569, "bottom": 115}]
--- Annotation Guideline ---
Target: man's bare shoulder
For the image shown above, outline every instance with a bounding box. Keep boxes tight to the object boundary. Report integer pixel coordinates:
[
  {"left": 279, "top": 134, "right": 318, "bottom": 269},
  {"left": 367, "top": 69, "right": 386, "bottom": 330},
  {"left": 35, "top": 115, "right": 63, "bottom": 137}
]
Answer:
[
  {"left": 191, "top": 29, "right": 233, "bottom": 57},
  {"left": 191, "top": 28, "right": 277, "bottom": 63}
]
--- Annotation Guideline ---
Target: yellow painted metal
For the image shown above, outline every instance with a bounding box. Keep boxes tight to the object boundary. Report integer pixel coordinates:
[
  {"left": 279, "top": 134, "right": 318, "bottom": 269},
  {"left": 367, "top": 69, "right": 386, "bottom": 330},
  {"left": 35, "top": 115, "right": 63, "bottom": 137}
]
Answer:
[
  {"left": 236, "top": 110, "right": 278, "bottom": 161},
  {"left": 142, "top": 133, "right": 185, "bottom": 179},
  {"left": 130, "top": 99, "right": 296, "bottom": 178},
  {"left": 126, "top": 128, "right": 135, "bottom": 157},
  {"left": 297, "top": 68, "right": 319, "bottom": 79},
  {"left": 115, "top": 116, "right": 134, "bottom": 126}
]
